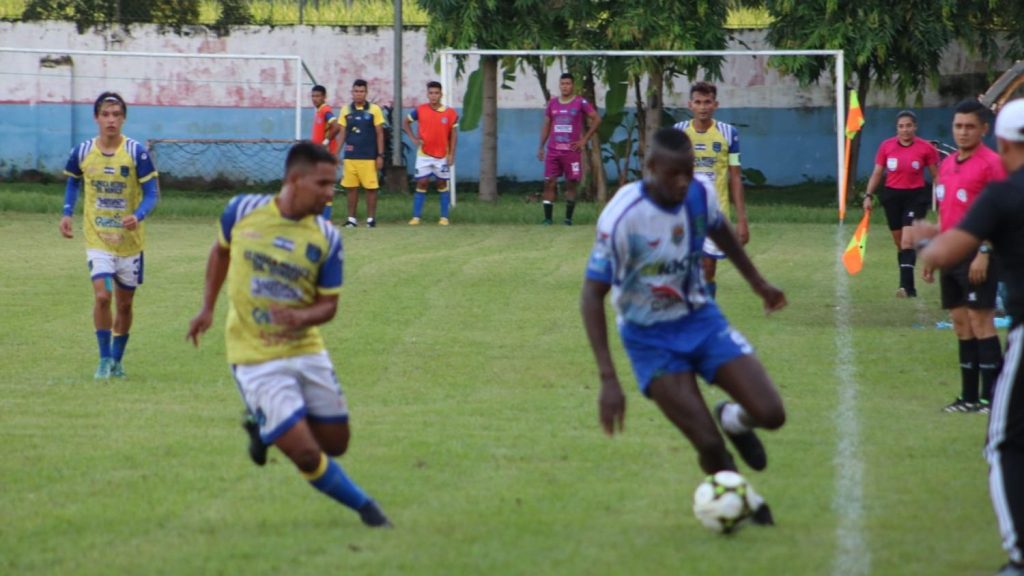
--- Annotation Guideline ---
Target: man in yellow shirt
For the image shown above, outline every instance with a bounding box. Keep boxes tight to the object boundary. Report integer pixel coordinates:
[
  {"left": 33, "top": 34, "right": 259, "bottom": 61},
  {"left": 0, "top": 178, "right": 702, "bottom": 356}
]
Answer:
[
  {"left": 187, "top": 141, "right": 390, "bottom": 528},
  {"left": 338, "top": 79, "right": 386, "bottom": 228},
  {"left": 59, "top": 92, "right": 159, "bottom": 379},
  {"left": 674, "top": 82, "right": 749, "bottom": 299}
]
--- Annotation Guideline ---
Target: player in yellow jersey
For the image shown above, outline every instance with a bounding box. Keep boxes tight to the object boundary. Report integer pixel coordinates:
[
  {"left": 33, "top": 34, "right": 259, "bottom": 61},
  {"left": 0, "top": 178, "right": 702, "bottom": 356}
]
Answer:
[
  {"left": 186, "top": 141, "right": 390, "bottom": 528},
  {"left": 674, "top": 82, "right": 749, "bottom": 299},
  {"left": 59, "top": 92, "right": 159, "bottom": 379}
]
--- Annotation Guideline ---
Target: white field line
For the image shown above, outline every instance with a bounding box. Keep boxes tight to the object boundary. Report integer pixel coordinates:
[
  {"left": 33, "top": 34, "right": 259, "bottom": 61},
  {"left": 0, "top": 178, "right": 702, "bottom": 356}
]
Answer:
[{"left": 832, "top": 225, "right": 870, "bottom": 576}]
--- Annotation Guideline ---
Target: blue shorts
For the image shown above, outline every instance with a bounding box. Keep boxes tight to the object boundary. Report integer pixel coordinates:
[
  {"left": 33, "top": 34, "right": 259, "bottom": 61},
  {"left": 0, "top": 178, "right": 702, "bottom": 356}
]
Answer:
[{"left": 620, "top": 304, "right": 753, "bottom": 396}]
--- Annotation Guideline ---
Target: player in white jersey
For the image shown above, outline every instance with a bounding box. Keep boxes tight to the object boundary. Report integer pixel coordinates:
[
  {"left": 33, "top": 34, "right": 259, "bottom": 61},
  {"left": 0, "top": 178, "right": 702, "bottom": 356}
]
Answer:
[{"left": 581, "top": 128, "right": 787, "bottom": 523}]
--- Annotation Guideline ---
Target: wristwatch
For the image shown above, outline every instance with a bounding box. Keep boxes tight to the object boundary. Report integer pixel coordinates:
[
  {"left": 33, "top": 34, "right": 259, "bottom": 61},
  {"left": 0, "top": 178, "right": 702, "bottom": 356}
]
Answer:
[{"left": 979, "top": 244, "right": 992, "bottom": 254}]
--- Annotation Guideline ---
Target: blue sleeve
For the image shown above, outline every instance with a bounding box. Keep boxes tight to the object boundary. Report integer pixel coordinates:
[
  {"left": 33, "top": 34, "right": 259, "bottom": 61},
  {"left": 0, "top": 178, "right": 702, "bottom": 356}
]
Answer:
[
  {"left": 729, "top": 126, "right": 740, "bottom": 154},
  {"left": 64, "top": 145, "right": 83, "bottom": 178},
  {"left": 63, "top": 177, "right": 80, "bottom": 217},
  {"left": 134, "top": 144, "right": 158, "bottom": 183},
  {"left": 408, "top": 108, "right": 418, "bottom": 122},
  {"left": 317, "top": 232, "right": 344, "bottom": 290},
  {"left": 219, "top": 196, "right": 244, "bottom": 245},
  {"left": 134, "top": 179, "right": 159, "bottom": 221},
  {"left": 585, "top": 230, "right": 614, "bottom": 284}
]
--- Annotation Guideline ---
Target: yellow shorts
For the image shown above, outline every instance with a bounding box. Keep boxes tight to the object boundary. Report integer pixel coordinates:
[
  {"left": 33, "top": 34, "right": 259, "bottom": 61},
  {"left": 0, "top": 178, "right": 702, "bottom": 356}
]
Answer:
[{"left": 341, "top": 159, "right": 379, "bottom": 189}]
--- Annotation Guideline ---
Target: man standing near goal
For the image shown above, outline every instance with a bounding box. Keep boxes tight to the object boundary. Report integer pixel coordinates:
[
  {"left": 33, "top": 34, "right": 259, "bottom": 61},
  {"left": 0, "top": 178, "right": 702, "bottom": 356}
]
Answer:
[
  {"left": 581, "top": 128, "right": 785, "bottom": 524},
  {"left": 59, "top": 92, "right": 159, "bottom": 379},
  {"left": 186, "top": 141, "right": 390, "bottom": 528},
  {"left": 403, "top": 81, "right": 458, "bottom": 226},
  {"left": 537, "top": 72, "right": 601, "bottom": 226},
  {"left": 928, "top": 100, "right": 1006, "bottom": 414},
  {"left": 674, "top": 81, "right": 749, "bottom": 300},
  {"left": 310, "top": 84, "right": 340, "bottom": 221},
  {"left": 338, "top": 79, "right": 385, "bottom": 228},
  {"left": 915, "top": 99, "right": 1024, "bottom": 576}
]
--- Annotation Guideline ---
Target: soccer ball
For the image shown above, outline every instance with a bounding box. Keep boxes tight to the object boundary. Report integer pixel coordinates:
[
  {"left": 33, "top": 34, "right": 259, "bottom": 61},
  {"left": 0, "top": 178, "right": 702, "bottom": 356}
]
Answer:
[{"left": 692, "top": 471, "right": 760, "bottom": 534}]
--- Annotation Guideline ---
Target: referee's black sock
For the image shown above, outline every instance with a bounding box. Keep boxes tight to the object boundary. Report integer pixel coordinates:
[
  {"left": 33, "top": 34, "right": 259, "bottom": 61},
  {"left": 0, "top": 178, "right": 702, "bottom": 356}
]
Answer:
[
  {"left": 959, "top": 338, "right": 980, "bottom": 403},
  {"left": 543, "top": 201, "right": 553, "bottom": 221},
  {"left": 898, "top": 249, "right": 917, "bottom": 294},
  {"left": 565, "top": 200, "right": 576, "bottom": 222},
  {"left": 978, "top": 335, "right": 1003, "bottom": 403}
]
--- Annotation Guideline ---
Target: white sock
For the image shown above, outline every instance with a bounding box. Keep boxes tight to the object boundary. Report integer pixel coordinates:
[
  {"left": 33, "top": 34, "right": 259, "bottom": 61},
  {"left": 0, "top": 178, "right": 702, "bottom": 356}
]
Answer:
[
  {"left": 720, "top": 402, "right": 751, "bottom": 435},
  {"left": 347, "top": 217, "right": 357, "bottom": 224}
]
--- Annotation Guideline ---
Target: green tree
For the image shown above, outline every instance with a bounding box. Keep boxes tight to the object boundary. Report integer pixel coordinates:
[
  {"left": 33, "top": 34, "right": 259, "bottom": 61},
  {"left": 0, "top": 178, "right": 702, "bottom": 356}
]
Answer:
[{"left": 23, "top": 0, "right": 201, "bottom": 32}]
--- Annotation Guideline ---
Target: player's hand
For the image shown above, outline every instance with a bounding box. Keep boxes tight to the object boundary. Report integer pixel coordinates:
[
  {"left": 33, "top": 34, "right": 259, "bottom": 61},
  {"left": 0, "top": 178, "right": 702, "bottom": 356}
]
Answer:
[
  {"left": 122, "top": 214, "right": 139, "bottom": 231},
  {"left": 922, "top": 265, "right": 935, "bottom": 284},
  {"left": 413, "top": 138, "right": 423, "bottom": 150},
  {"left": 969, "top": 252, "right": 989, "bottom": 284},
  {"left": 736, "top": 218, "right": 750, "bottom": 245},
  {"left": 536, "top": 147, "right": 544, "bottom": 162},
  {"left": 59, "top": 216, "right": 73, "bottom": 238},
  {"left": 598, "top": 377, "right": 626, "bottom": 436},
  {"left": 187, "top": 308, "right": 213, "bottom": 347},
  {"left": 862, "top": 194, "right": 873, "bottom": 212},
  {"left": 570, "top": 138, "right": 586, "bottom": 151},
  {"left": 908, "top": 220, "right": 940, "bottom": 247},
  {"left": 755, "top": 281, "right": 787, "bottom": 314},
  {"left": 446, "top": 154, "right": 455, "bottom": 168},
  {"left": 375, "top": 156, "right": 384, "bottom": 170},
  {"left": 269, "top": 304, "right": 305, "bottom": 330}
]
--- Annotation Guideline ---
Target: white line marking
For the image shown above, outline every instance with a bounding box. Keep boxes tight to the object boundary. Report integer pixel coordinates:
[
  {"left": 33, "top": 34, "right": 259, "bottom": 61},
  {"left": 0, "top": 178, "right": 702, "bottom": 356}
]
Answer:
[{"left": 832, "top": 225, "right": 870, "bottom": 576}]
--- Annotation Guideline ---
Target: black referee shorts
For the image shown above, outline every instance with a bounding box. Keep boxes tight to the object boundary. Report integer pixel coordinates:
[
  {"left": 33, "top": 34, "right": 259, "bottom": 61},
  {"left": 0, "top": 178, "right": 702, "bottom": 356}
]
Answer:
[
  {"left": 880, "top": 186, "right": 930, "bottom": 231},
  {"left": 940, "top": 255, "right": 999, "bottom": 310}
]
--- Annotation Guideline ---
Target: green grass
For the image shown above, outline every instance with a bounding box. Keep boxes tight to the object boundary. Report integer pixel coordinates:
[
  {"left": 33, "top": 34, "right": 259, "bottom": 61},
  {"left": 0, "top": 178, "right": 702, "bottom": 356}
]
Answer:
[{"left": 0, "top": 189, "right": 1006, "bottom": 575}]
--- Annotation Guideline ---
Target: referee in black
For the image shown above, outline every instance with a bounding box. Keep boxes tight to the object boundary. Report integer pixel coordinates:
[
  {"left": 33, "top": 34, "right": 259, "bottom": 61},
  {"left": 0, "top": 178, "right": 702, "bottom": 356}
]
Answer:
[{"left": 914, "top": 99, "right": 1024, "bottom": 576}]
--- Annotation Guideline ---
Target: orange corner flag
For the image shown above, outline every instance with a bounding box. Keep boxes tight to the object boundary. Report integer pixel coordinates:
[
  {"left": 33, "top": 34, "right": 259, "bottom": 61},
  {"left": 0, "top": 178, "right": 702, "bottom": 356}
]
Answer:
[
  {"left": 846, "top": 90, "right": 865, "bottom": 140},
  {"left": 843, "top": 210, "right": 871, "bottom": 275}
]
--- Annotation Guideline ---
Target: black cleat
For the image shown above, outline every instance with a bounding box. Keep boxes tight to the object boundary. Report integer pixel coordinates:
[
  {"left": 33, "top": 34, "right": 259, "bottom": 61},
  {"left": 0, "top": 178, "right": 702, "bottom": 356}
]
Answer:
[
  {"left": 242, "top": 413, "right": 268, "bottom": 467},
  {"left": 751, "top": 503, "right": 775, "bottom": 526},
  {"left": 715, "top": 401, "right": 768, "bottom": 471},
  {"left": 357, "top": 499, "right": 393, "bottom": 528}
]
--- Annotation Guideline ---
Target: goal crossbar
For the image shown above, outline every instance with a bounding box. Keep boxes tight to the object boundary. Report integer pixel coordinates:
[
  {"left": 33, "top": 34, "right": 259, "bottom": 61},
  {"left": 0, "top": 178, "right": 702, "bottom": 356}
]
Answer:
[{"left": 439, "top": 48, "right": 846, "bottom": 212}]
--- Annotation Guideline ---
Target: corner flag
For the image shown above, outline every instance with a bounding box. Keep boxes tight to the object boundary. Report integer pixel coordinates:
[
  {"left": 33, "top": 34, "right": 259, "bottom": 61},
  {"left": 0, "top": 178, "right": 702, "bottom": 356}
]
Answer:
[
  {"left": 842, "top": 210, "right": 870, "bottom": 275},
  {"left": 839, "top": 90, "right": 866, "bottom": 222}
]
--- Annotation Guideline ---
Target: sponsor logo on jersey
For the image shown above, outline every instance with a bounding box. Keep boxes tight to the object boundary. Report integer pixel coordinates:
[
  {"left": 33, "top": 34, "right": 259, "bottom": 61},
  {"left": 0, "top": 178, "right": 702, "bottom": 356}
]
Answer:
[
  {"left": 650, "top": 284, "right": 684, "bottom": 300},
  {"left": 120, "top": 166, "right": 130, "bottom": 177},
  {"left": 887, "top": 158, "right": 898, "bottom": 171},
  {"left": 306, "top": 243, "right": 322, "bottom": 263},
  {"left": 251, "top": 277, "right": 302, "bottom": 301},
  {"left": 96, "top": 197, "right": 127, "bottom": 210},
  {"left": 671, "top": 224, "right": 685, "bottom": 246},
  {"left": 273, "top": 237, "right": 295, "bottom": 252},
  {"left": 935, "top": 184, "right": 946, "bottom": 201},
  {"left": 95, "top": 215, "right": 124, "bottom": 228},
  {"left": 251, "top": 307, "right": 273, "bottom": 324},
  {"left": 912, "top": 160, "right": 920, "bottom": 170},
  {"left": 712, "top": 142, "right": 722, "bottom": 153}
]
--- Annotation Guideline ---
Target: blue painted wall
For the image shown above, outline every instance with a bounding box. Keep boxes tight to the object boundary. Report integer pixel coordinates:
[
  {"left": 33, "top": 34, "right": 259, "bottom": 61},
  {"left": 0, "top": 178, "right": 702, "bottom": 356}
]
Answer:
[{"left": 0, "top": 102, "right": 965, "bottom": 186}]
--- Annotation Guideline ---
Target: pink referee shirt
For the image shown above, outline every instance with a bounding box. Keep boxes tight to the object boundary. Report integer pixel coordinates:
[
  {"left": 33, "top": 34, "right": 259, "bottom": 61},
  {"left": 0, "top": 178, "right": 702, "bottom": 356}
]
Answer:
[
  {"left": 875, "top": 136, "right": 939, "bottom": 189},
  {"left": 937, "top": 144, "right": 1006, "bottom": 231}
]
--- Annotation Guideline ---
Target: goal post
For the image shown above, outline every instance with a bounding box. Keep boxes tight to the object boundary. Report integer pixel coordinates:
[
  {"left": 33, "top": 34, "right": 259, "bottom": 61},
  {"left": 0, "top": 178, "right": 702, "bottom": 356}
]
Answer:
[
  {"left": 0, "top": 46, "right": 307, "bottom": 185},
  {"left": 439, "top": 48, "right": 845, "bottom": 214}
]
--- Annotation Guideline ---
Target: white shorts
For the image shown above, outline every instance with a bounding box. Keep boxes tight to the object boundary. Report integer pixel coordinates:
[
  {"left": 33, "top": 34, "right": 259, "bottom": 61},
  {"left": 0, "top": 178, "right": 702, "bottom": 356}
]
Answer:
[
  {"left": 414, "top": 155, "right": 451, "bottom": 181},
  {"left": 87, "top": 249, "right": 144, "bottom": 289},
  {"left": 232, "top": 351, "right": 349, "bottom": 444},
  {"left": 702, "top": 238, "right": 726, "bottom": 260}
]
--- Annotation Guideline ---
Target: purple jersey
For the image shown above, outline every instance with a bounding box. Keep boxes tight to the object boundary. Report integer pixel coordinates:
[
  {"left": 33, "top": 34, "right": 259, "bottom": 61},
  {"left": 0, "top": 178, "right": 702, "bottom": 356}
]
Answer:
[{"left": 546, "top": 96, "right": 595, "bottom": 152}]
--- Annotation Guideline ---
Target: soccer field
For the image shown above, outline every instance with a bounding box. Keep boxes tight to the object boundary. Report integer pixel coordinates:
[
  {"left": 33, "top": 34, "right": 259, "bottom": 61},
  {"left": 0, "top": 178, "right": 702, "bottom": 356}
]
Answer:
[{"left": 0, "top": 208, "right": 1003, "bottom": 575}]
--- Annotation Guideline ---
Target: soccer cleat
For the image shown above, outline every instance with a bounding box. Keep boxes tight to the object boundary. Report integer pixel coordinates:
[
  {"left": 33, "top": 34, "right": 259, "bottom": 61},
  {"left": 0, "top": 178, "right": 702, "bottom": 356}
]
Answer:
[
  {"left": 564, "top": 218, "right": 573, "bottom": 226},
  {"left": 438, "top": 217, "right": 450, "bottom": 226},
  {"left": 408, "top": 217, "right": 421, "bottom": 226},
  {"left": 344, "top": 219, "right": 357, "bottom": 228},
  {"left": 366, "top": 219, "right": 377, "bottom": 228},
  {"left": 750, "top": 502, "right": 775, "bottom": 526},
  {"left": 94, "top": 357, "right": 113, "bottom": 379},
  {"left": 242, "top": 413, "right": 268, "bottom": 467},
  {"left": 943, "top": 397, "right": 981, "bottom": 413},
  {"left": 109, "top": 360, "right": 125, "bottom": 378},
  {"left": 541, "top": 218, "right": 553, "bottom": 226},
  {"left": 357, "top": 499, "right": 393, "bottom": 528},
  {"left": 714, "top": 401, "right": 768, "bottom": 471},
  {"left": 895, "top": 287, "right": 908, "bottom": 298},
  {"left": 979, "top": 399, "right": 991, "bottom": 415}
]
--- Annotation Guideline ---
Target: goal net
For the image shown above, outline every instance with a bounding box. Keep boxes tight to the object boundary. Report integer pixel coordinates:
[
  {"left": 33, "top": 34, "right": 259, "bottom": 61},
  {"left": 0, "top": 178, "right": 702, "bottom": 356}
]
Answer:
[
  {"left": 0, "top": 47, "right": 305, "bottom": 187},
  {"left": 437, "top": 49, "right": 845, "bottom": 209}
]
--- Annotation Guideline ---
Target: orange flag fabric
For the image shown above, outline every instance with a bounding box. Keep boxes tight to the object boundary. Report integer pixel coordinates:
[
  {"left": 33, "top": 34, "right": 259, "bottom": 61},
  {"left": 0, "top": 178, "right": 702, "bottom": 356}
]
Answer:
[
  {"left": 843, "top": 210, "right": 871, "bottom": 275},
  {"left": 845, "top": 90, "right": 865, "bottom": 140}
]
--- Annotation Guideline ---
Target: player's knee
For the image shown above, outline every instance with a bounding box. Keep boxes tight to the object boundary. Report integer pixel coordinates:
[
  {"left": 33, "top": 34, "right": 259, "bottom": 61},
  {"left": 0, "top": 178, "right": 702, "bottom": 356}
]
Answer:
[
  {"left": 289, "top": 446, "right": 324, "bottom": 474},
  {"left": 115, "top": 298, "right": 133, "bottom": 315},
  {"left": 324, "top": 437, "right": 349, "bottom": 458},
  {"left": 756, "top": 402, "right": 786, "bottom": 430},
  {"left": 94, "top": 290, "right": 112, "bottom": 308}
]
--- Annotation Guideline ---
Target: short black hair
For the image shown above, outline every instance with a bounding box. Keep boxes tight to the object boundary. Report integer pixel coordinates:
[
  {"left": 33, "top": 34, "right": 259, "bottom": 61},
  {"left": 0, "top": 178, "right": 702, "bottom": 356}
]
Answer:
[
  {"left": 954, "top": 99, "right": 990, "bottom": 123},
  {"left": 286, "top": 141, "right": 338, "bottom": 175},
  {"left": 311, "top": 85, "right": 326, "bottom": 96},
  {"left": 427, "top": 81, "right": 442, "bottom": 91},
  {"left": 650, "top": 127, "right": 695, "bottom": 178},
  {"left": 94, "top": 91, "right": 127, "bottom": 117},
  {"left": 896, "top": 110, "right": 917, "bottom": 124},
  {"left": 690, "top": 81, "right": 717, "bottom": 99},
  {"left": 559, "top": 72, "right": 574, "bottom": 82},
  {"left": 353, "top": 79, "right": 368, "bottom": 88}
]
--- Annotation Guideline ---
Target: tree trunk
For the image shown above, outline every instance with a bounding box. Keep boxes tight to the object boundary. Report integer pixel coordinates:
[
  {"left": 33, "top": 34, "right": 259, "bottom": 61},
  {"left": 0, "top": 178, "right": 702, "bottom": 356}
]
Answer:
[
  {"left": 528, "top": 57, "right": 551, "bottom": 103},
  {"left": 582, "top": 67, "right": 608, "bottom": 203},
  {"left": 643, "top": 63, "right": 665, "bottom": 165},
  {"left": 480, "top": 56, "right": 499, "bottom": 202},
  {"left": 846, "top": 67, "right": 871, "bottom": 208},
  {"left": 634, "top": 77, "right": 647, "bottom": 171}
]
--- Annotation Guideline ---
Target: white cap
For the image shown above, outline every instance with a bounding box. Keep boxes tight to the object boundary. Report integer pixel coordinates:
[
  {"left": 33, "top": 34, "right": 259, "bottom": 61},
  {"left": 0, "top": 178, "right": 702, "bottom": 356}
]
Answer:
[{"left": 995, "top": 99, "right": 1024, "bottom": 142}]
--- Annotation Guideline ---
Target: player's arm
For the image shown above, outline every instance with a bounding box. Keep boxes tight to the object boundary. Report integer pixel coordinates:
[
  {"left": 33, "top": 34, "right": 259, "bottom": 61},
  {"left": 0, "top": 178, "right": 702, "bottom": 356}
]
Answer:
[
  {"left": 708, "top": 221, "right": 786, "bottom": 314},
  {"left": 187, "top": 241, "right": 231, "bottom": 347},
  {"left": 728, "top": 165, "right": 748, "bottom": 244},
  {"left": 122, "top": 146, "right": 160, "bottom": 231},
  {"left": 862, "top": 164, "right": 885, "bottom": 211},
  {"left": 537, "top": 114, "right": 551, "bottom": 161},
  {"left": 403, "top": 111, "right": 420, "bottom": 149},
  {"left": 60, "top": 145, "right": 84, "bottom": 238},
  {"left": 575, "top": 107, "right": 602, "bottom": 151},
  {"left": 447, "top": 117, "right": 459, "bottom": 166},
  {"left": 325, "top": 115, "right": 340, "bottom": 145},
  {"left": 580, "top": 278, "right": 626, "bottom": 436},
  {"left": 269, "top": 293, "right": 339, "bottom": 330},
  {"left": 374, "top": 106, "right": 385, "bottom": 169}
]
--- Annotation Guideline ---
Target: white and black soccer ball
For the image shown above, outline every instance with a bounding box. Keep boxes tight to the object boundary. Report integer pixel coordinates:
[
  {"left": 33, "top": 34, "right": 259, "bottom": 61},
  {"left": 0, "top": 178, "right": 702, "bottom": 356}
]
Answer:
[{"left": 692, "top": 470, "right": 761, "bottom": 534}]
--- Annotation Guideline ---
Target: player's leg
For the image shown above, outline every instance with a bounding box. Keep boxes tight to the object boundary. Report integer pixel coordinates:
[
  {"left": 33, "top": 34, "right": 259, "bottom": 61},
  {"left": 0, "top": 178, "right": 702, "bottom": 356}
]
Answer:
[
  {"left": 563, "top": 152, "right": 582, "bottom": 225},
  {"left": 108, "top": 252, "right": 143, "bottom": 377},
  {"left": 340, "top": 160, "right": 360, "bottom": 227},
  {"left": 647, "top": 372, "right": 737, "bottom": 474},
  {"left": 358, "top": 160, "right": 380, "bottom": 227},
  {"left": 87, "top": 250, "right": 115, "bottom": 378},
  {"left": 702, "top": 256, "right": 718, "bottom": 300},
  {"left": 968, "top": 265, "right": 1003, "bottom": 407},
  {"left": 541, "top": 152, "right": 561, "bottom": 225},
  {"left": 344, "top": 188, "right": 360, "bottom": 228},
  {"left": 436, "top": 159, "right": 451, "bottom": 225},
  {"left": 301, "top": 351, "right": 352, "bottom": 457},
  {"left": 985, "top": 325, "right": 1024, "bottom": 573},
  {"left": 881, "top": 190, "right": 910, "bottom": 297},
  {"left": 410, "top": 180, "right": 429, "bottom": 225},
  {"left": 897, "top": 189, "right": 929, "bottom": 298},
  {"left": 943, "top": 265, "right": 982, "bottom": 412}
]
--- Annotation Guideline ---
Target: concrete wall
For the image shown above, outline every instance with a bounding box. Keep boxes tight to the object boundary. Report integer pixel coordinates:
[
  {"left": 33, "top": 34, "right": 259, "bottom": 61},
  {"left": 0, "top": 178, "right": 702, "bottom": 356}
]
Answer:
[{"left": 0, "top": 21, "right": 1007, "bottom": 185}]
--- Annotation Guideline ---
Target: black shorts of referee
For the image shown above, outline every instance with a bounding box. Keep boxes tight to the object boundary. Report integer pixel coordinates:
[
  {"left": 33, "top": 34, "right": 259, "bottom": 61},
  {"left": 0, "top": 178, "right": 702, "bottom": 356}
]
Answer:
[
  {"left": 940, "top": 253, "right": 999, "bottom": 310},
  {"left": 879, "top": 185, "right": 930, "bottom": 231}
]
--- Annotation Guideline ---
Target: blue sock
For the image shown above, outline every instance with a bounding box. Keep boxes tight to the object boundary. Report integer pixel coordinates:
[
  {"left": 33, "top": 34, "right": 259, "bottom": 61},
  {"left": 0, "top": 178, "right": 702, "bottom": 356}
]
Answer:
[
  {"left": 96, "top": 329, "right": 112, "bottom": 360},
  {"left": 707, "top": 281, "right": 717, "bottom": 300},
  {"left": 439, "top": 191, "right": 451, "bottom": 218},
  {"left": 322, "top": 202, "right": 333, "bottom": 221},
  {"left": 112, "top": 333, "right": 130, "bottom": 362},
  {"left": 412, "top": 191, "right": 426, "bottom": 218},
  {"left": 304, "top": 453, "right": 370, "bottom": 511}
]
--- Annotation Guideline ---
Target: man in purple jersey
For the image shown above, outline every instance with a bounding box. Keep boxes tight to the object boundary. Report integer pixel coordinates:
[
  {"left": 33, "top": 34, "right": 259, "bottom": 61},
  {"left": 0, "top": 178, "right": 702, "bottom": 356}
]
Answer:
[{"left": 537, "top": 73, "right": 601, "bottom": 225}]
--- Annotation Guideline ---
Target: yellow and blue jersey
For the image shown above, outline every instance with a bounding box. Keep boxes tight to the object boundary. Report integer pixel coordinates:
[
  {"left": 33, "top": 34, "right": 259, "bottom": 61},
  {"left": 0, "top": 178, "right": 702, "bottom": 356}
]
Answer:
[
  {"left": 218, "top": 194, "right": 343, "bottom": 365},
  {"left": 674, "top": 120, "right": 740, "bottom": 218},
  {"left": 63, "top": 136, "right": 158, "bottom": 256},
  {"left": 339, "top": 102, "right": 385, "bottom": 160}
]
